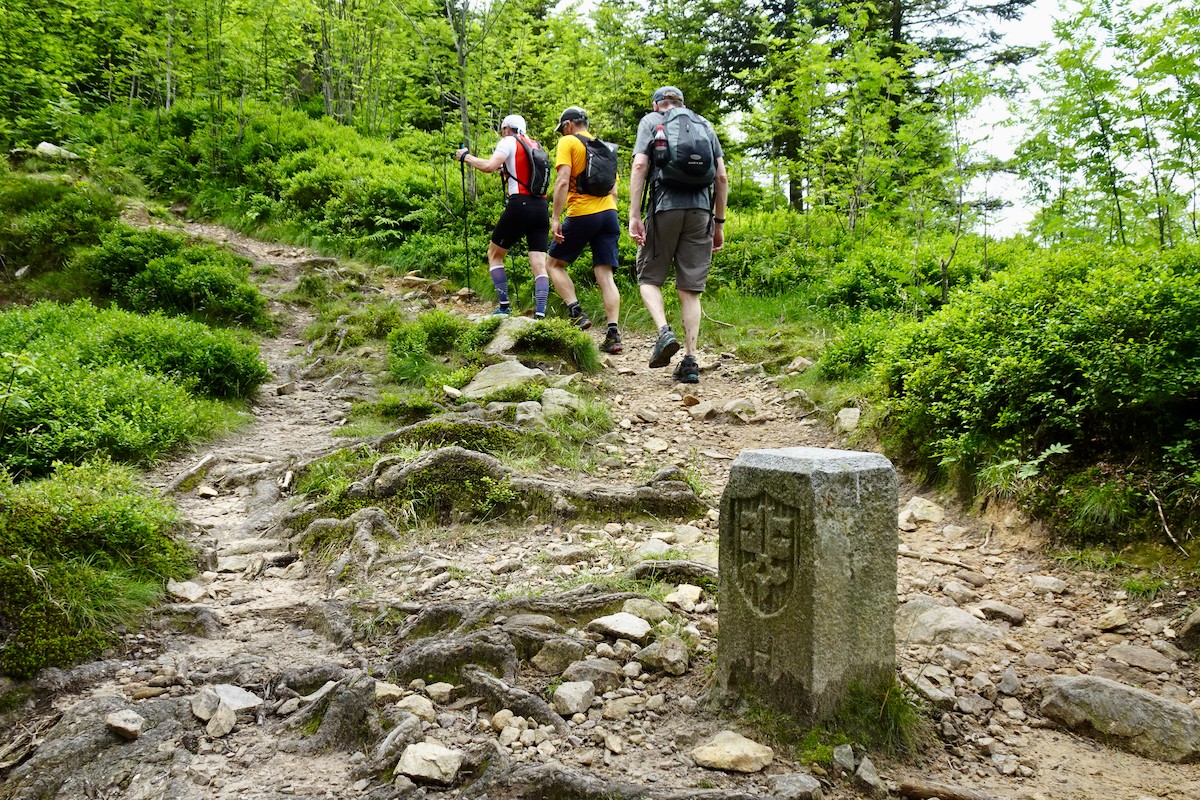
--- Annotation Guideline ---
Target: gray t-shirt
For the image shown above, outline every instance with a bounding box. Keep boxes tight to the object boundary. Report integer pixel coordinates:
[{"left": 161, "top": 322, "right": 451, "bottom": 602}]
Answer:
[{"left": 633, "top": 109, "right": 724, "bottom": 214}]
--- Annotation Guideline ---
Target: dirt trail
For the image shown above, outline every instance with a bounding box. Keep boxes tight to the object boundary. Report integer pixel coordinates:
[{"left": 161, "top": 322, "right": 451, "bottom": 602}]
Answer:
[{"left": 4, "top": 223, "right": 1198, "bottom": 800}]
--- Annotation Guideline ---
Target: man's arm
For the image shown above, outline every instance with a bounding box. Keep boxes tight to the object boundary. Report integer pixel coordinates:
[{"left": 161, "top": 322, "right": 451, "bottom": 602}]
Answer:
[
  {"left": 628, "top": 153, "right": 650, "bottom": 247},
  {"left": 550, "top": 164, "right": 571, "bottom": 242},
  {"left": 712, "top": 156, "right": 729, "bottom": 251},
  {"left": 455, "top": 147, "right": 507, "bottom": 174}
]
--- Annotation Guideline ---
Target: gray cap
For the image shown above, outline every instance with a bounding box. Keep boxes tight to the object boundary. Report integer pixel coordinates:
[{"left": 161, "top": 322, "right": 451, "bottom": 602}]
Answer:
[
  {"left": 652, "top": 86, "right": 684, "bottom": 104},
  {"left": 556, "top": 106, "right": 588, "bottom": 132}
]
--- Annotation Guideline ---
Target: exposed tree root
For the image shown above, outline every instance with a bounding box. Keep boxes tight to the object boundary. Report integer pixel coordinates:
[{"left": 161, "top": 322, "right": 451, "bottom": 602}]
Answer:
[
  {"left": 461, "top": 762, "right": 764, "bottom": 800},
  {"left": 368, "top": 446, "right": 704, "bottom": 518},
  {"left": 291, "top": 507, "right": 400, "bottom": 590},
  {"left": 624, "top": 560, "right": 718, "bottom": 585},
  {"left": 460, "top": 666, "right": 567, "bottom": 732},
  {"left": 388, "top": 629, "right": 520, "bottom": 684}
]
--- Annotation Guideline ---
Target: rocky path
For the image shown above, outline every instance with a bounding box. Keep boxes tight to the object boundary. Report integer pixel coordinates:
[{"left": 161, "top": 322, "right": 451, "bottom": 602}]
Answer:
[{"left": 2, "top": 225, "right": 1199, "bottom": 800}]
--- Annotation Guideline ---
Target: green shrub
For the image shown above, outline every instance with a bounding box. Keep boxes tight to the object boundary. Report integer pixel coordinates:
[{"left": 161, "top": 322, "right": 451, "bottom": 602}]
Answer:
[
  {"left": 875, "top": 244, "right": 1200, "bottom": 542},
  {"left": 387, "top": 310, "right": 498, "bottom": 384},
  {"left": 0, "top": 461, "right": 191, "bottom": 677},
  {"left": 0, "top": 174, "right": 119, "bottom": 276},
  {"left": 70, "top": 227, "right": 271, "bottom": 330},
  {"left": 512, "top": 318, "right": 601, "bottom": 373},
  {"left": 0, "top": 301, "right": 264, "bottom": 476}
]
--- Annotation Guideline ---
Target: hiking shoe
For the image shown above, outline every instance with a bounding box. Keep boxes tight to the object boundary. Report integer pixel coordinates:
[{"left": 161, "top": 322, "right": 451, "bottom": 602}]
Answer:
[
  {"left": 672, "top": 355, "right": 699, "bottom": 384},
  {"left": 492, "top": 305, "right": 511, "bottom": 316},
  {"left": 648, "top": 329, "right": 680, "bottom": 368},
  {"left": 601, "top": 328, "right": 623, "bottom": 354},
  {"left": 571, "top": 310, "right": 593, "bottom": 330}
]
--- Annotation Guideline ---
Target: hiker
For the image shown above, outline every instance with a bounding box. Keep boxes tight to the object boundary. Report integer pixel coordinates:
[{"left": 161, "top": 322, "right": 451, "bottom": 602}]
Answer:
[
  {"left": 628, "top": 86, "right": 728, "bottom": 384},
  {"left": 545, "top": 106, "right": 624, "bottom": 354},
  {"left": 455, "top": 114, "right": 552, "bottom": 317}
]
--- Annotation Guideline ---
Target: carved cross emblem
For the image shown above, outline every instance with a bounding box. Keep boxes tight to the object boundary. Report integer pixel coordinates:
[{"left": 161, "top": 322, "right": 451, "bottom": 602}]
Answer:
[{"left": 733, "top": 494, "right": 795, "bottom": 615}]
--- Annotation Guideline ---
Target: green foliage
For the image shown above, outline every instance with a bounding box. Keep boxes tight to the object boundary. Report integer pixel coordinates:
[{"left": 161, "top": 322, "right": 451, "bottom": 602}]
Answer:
[
  {"left": 0, "top": 300, "right": 264, "bottom": 477},
  {"left": 874, "top": 244, "right": 1200, "bottom": 543},
  {"left": 746, "top": 681, "right": 932, "bottom": 763},
  {"left": 70, "top": 226, "right": 271, "bottom": 329},
  {"left": 0, "top": 172, "right": 118, "bottom": 278},
  {"left": 0, "top": 461, "right": 191, "bottom": 677},
  {"left": 512, "top": 318, "right": 601, "bottom": 374},
  {"left": 387, "top": 310, "right": 498, "bottom": 385}
]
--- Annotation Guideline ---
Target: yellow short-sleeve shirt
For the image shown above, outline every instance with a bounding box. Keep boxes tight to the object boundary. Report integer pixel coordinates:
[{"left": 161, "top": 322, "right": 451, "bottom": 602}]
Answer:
[{"left": 555, "top": 131, "right": 618, "bottom": 218}]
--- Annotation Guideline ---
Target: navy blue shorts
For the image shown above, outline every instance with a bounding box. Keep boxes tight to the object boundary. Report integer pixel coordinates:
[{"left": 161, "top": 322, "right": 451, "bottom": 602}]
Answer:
[
  {"left": 548, "top": 209, "right": 620, "bottom": 267},
  {"left": 491, "top": 195, "right": 550, "bottom": 253}
]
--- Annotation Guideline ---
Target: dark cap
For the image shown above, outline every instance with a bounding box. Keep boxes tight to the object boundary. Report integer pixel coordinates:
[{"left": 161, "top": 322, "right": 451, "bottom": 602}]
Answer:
[
  {"left": 556, "top": 106, "right": 588, "bottom": 132},
  {"left": 652, "top": 86, "right": 684, "bottom": 104}
]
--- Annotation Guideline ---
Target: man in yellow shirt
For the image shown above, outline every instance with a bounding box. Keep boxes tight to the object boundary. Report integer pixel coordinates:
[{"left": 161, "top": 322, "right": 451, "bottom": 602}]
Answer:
[{"left": 546, "top": 106, "right": 623, "bottom": 354}]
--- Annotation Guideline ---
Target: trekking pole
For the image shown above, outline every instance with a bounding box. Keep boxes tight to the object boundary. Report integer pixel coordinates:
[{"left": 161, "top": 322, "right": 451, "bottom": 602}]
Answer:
[{"left": 460, "top": 142, "right": 471, "bottom": 296}]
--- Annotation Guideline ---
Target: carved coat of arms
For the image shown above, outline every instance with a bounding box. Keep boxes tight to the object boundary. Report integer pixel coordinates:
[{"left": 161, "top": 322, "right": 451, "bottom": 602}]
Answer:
[{"left": 729, "top": 492, "right": 798, "bottom": 615}]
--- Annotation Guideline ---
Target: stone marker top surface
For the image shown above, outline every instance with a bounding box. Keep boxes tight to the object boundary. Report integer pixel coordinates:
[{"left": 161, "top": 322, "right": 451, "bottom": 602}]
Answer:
[{"left": 732, "top": 447, "right": 894, "bottom": 474}]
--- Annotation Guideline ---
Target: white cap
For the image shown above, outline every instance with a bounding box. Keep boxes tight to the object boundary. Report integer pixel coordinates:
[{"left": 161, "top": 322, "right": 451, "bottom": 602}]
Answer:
[{"left": 501, "top": 114, "right": 526, "bottom": 134}]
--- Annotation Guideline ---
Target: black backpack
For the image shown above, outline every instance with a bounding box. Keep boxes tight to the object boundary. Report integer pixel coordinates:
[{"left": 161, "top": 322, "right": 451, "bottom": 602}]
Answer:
[
  {"left": 508, "top": 134, "right": 551, "bottom": 197},
  {"left": 573, "top": 134, "right": 619, "bottom": 196},
  {"left": 654, "top": 107, "right": 716, "bottom": 189}
]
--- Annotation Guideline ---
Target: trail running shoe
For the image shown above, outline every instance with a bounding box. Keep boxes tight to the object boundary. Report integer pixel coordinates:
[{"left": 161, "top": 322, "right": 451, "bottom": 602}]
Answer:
[
  {"left": 601, "top": 328, "right": 623, "bottom": 354},
  {"left": 672, "top": 354, "right": 699, "bottom": 384},
  {"left": 648, "top": 329, "right": 680, "bottom": 368},
  {"left": 492, "top": 306, "right": 511, "bottom": 316},
  {"left": 571, "top": 310, "right": 593, "bottom": 330}
]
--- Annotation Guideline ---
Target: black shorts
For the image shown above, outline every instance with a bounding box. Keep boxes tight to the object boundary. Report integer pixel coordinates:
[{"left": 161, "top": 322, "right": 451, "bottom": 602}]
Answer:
[
  {"left": 547, "top": 209, "right": 620, "bottom": 267},
  {"left": 491, "top": 195, "right": 550, "bottom": 253}
]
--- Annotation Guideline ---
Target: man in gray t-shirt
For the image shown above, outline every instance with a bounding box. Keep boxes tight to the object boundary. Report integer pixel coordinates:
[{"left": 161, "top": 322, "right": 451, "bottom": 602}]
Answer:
[{"left": 628, "top": 86, "right": 728, "bottom": 384}]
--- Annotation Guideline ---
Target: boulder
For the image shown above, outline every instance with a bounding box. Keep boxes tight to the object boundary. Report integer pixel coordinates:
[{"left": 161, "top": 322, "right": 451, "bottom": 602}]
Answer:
[
  {"left": 1041, "top": 675, "right": 1200, "bottom": 762},
  {"left": 896, "top": 596, "right": 1001, "bottom": 644}
]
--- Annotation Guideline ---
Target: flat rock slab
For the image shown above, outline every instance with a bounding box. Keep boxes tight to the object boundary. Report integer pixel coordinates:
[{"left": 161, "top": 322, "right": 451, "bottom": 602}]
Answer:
[
  {"left": 690, "top": 730, "right": 774, "bottom": 773},
  {"left": 587, "top": 612, "right": 652, "bottom": 642},
  {"left": 461, "top": 361, "right": 546, "bottom": 400},
  {"left": 896, "top": 596, "right": 1001, "bottom": 644},
  {"left": 1041, "top": 675, "right": 1200, "bottom": 762}
]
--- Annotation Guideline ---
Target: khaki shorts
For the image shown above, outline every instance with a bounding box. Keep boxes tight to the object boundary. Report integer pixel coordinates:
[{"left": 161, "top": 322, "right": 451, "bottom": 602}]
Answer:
[{"left": 635, "top": 208, "right": 713, "bottom": 293}]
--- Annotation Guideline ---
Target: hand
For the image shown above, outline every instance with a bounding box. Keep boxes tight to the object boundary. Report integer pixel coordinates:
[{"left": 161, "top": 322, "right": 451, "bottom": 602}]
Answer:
[
  {"left": 713, "top": 222, "right": 724, "bottom": 252},
  {"left": 552, "top": 220, "right": 564, "bottom": 243},
  {"left": 629, "top": 217, "right": 646, "bottom": 247},
  {"left": 454, "top": 148, "right": 469, "bottom": 163}
]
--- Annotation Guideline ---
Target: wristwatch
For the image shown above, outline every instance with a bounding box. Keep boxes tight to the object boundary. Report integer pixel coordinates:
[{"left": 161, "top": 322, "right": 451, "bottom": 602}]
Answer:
[{"left": 714, "top": 216, "right": 726, "bottom": 224}]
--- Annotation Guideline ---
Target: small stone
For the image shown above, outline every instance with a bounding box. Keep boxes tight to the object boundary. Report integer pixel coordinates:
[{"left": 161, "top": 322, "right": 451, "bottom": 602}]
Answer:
[
  {"left": 1097, "top": 608, "right": 1130, "bottom": 630},
  {"left": 832, "top": 743, "right": 856, "bottom": 774},
  {"left": 375, "top": 681, "right": 405, "bottom": 704},
  {"left": 396, "top": 695, "right": 437, "bottom": 722},
  {"left": 587, "top": 612, "right": 652, "bottom": 642},
  {"left": 166, "top": 580, "right": 207, "bottom": 603},
  {"left": 622, "top": 598, "right": 672, "bottom": 625},
  {"left": 1029, "top": 575, "right": 1068, "bottom": 594},
  {"left": 196, "top": 484, "right": 219, "bottom": 499},
  {"left": 978, "top": 601, "right": 1026, "bottom": 626},
  {"left": 664, "top": 584, "right": 703, "bottom": 611},
  {"left": 491, "top": 709, "right": 514, "bottom": 732},
  {"left": 770, "top": 772, "right": 824, "bottom": 800},
  {"left": 397, "top": 741, "right": 463, "bottom": 785},
  {"left": 690, "top": 730, "right": 774, "bottom": 773},
  {"left": 853, "top": 755, "right": 887, "bottom": 797},
  {"left": 105, "top": 709, "right": 145, "bottom": 740},
  {"left": 552, "top": 682, "right": 595, "bottom": 716},
  {"left": 425, "top": 682, "right": 454, "bottom": 704},
  {"left": 206, "top": 702, "right": 237, "bottom": 738},
  {"left": 191, "top": 688, "right": 220, "bottom": 721}
]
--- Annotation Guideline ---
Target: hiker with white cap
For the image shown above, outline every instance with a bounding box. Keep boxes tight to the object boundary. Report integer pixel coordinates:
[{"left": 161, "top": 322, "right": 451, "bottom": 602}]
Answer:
[
  {"left": 628, "top": 85, "right": 727, "bottom": 383},
  {"left": 456, "top": 114, "right": 552, "bottom": 317}
]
